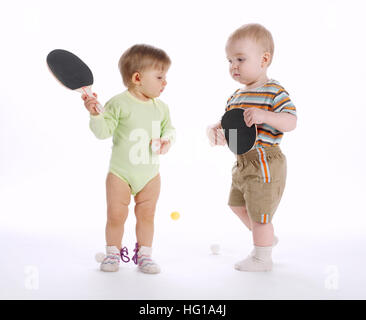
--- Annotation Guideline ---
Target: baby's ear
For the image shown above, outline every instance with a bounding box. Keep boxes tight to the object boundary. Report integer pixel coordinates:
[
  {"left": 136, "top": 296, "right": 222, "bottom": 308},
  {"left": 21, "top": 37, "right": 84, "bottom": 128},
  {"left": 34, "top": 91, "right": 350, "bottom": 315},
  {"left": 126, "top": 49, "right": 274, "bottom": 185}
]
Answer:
[
  {"left": 261, "top": 52, "right": 271, "bottom": 67},
  {"left": 131, "top": 72, "right": 141, "bottom": 85}
]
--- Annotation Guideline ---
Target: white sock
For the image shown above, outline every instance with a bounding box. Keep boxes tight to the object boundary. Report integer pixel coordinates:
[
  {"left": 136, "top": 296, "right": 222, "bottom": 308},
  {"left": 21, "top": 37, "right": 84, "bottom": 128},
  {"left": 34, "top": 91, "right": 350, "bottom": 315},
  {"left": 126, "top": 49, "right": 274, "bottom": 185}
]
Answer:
[
  {"left": 235, "top": 245, "right": 273, "bottom": 272},
  {"left": 100, "top": 246, "right": 120, "bottom": 272},
  {"left": 249, "top": 235, "right": 278, "bottom": 256},
  {"left": 137, "top": 246, "right": 161, "bottom": 274}
]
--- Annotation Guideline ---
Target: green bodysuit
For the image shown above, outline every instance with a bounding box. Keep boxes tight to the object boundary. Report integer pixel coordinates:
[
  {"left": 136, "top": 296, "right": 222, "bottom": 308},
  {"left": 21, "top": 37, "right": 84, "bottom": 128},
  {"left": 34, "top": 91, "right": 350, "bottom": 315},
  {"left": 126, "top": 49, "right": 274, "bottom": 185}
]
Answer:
[{"left": 89, "top": 90, "right": 176, "bottom": 195}]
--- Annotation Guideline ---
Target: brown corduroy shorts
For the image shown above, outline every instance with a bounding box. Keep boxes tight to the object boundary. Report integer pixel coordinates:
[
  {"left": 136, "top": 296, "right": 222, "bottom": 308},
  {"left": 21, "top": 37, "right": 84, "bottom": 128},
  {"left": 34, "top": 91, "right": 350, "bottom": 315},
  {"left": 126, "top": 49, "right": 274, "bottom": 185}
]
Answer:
[{"left": 228, "top": 145, "right": 287, "bottom": 224}]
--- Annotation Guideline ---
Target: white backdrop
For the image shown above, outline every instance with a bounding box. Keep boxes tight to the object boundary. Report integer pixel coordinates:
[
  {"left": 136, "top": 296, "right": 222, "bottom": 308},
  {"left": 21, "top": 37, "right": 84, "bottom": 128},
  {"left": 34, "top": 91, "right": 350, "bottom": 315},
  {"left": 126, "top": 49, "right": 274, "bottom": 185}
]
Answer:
[{"left": 1, "top": 0, "right": 366, "bottom": 299}]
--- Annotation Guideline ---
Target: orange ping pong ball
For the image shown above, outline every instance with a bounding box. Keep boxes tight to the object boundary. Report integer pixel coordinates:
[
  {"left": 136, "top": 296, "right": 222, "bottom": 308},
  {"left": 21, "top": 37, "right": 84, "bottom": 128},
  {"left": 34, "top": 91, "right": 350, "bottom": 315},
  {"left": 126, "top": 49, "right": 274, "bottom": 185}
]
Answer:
[{"left": 170, "top": 211, "right": 180, "bottom": 220}]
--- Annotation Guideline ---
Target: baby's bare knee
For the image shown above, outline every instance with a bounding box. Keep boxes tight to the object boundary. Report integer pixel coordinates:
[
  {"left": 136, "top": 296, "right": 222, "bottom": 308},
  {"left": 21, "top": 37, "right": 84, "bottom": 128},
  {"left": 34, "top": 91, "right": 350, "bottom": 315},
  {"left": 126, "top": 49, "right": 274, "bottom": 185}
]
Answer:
[
  {"left": 135, "top": 201, "right": 156, "bottom": 221},
  {"left": 107, "top": 205, "right": 128, "bottom": 224}
]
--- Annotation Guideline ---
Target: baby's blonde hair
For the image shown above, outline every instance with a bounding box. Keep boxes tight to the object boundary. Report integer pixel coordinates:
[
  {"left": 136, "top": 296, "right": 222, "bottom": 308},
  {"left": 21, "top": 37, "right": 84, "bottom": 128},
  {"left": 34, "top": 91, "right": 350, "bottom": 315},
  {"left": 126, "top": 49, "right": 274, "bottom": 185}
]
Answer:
[
  {"left": 118, "top": 44, "right": 171, "bottom": 88},
  {"left": 227, "top": 23, "right": 274, "bottom": 66}
]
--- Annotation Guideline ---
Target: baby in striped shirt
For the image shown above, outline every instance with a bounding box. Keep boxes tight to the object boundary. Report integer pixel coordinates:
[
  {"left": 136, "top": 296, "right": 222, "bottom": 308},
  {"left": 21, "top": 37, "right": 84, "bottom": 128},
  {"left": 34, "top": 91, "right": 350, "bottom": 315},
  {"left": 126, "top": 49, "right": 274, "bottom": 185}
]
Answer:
[{"left": 207, "top": 23, "right": 297, "bottom": 272}]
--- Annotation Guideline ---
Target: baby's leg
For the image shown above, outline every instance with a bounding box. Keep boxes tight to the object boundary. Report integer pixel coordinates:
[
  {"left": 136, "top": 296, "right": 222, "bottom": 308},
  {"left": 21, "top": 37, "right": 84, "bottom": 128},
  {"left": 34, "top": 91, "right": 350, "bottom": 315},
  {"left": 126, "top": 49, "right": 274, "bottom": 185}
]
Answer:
[
  {"left": 229, "top": 205, "right": 252, "bottom": 231},
  {"left": 234, "top": 217, "right": 275, "bottom": 272},
  {"left": 230, "top": 205, "right": 278, "bottom": 247},
  {"left": 134, "top": 174, "right": 161, "bottom": 247},
  {"left": 251, "top": 220, "right": 274, "bottom": 247},
  {"left": 105, "top": 172, "right": 131, "bottom": 249},
  {"left": 134, "top": 174, "right": 161, "bottom": 274}
]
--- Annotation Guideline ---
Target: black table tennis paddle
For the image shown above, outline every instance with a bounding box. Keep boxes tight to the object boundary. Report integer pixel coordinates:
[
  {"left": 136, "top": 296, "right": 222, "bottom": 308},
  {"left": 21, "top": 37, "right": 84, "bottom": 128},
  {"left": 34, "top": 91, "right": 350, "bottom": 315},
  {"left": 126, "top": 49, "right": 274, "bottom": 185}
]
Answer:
[
  {"left": 46, "top": 49, "right": 104, "bottom": 113},
  {"left": 221, "top": 108, "right": 257, "bottom": 155}
]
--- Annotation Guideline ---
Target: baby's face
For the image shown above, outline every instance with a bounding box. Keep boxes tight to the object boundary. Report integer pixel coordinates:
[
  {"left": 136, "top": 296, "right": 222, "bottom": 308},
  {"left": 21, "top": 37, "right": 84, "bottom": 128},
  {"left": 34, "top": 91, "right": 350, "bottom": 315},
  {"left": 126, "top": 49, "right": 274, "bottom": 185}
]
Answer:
[
  {"left": 226, "top": 38, "right": 267, "bottom": 86},
  {"left": 139, "top": 67, "right": 168, "bottom": 99}
]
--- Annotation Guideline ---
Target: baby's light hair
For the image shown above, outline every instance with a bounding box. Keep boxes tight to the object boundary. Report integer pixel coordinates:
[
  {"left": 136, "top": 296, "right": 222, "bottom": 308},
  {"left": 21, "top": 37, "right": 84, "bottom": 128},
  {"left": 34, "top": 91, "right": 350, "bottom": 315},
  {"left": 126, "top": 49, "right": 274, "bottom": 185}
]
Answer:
[
  {"left": 227, "top": 23, "right": 274, "bottom": 66},
  {"left": 118, "top": 44, "right": 171, "bottom": 88}
]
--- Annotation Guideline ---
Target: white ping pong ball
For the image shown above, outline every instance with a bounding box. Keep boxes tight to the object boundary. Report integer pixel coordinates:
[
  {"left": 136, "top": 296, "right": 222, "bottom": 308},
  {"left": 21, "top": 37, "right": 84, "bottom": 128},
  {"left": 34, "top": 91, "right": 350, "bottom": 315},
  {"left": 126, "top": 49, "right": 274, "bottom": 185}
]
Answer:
[{"left": 210, "top": 244, "right": 220, "bottom": 255}]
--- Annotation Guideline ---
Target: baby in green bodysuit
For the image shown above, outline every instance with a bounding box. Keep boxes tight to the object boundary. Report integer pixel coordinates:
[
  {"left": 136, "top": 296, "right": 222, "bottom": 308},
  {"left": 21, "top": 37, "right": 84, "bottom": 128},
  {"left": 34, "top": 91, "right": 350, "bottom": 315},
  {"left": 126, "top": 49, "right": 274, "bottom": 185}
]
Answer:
[{"left": 83, "top": 44, "right": 175, "bottom": 274}]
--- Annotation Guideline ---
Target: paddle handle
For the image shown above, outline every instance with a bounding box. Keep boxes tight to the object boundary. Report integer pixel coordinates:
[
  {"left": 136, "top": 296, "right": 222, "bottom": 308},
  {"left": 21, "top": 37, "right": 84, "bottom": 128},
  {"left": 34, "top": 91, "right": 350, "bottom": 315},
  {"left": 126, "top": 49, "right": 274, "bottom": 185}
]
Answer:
[{"left": 80, "top": 86, "right": 105, "bottom": 114}]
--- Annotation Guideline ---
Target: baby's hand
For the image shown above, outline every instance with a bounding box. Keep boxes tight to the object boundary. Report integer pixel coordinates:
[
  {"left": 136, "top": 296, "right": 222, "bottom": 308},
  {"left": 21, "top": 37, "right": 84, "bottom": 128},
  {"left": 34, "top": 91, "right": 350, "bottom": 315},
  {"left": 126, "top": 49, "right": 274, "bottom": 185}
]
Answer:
[
  {"left": 151, "top": 138, "right": 171, "bottom": 155},
  {"left": 243, "top": 108, "right": 268, "bottom": 127},
  {"left": 206, "top": 123, "right": 226, "bottom": 146},
  {"left": 81, "top": 93, "right": 100, "bottom": 116}
]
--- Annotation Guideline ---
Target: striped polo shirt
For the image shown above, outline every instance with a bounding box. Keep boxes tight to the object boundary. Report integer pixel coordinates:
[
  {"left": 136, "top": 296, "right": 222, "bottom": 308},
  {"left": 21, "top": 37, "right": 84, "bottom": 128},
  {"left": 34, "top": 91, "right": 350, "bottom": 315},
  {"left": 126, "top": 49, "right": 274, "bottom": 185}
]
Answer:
[{"left": 225, "top": 79, "right": 296, "bottom": 148}]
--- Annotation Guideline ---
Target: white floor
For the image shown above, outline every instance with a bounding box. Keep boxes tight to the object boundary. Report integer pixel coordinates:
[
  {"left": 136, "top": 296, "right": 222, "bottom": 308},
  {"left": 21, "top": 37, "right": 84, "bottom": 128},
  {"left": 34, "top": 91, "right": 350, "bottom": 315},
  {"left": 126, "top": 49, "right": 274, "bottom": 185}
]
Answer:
[{"left": 1, "top": 226, "right": 365, "bottom": 300}]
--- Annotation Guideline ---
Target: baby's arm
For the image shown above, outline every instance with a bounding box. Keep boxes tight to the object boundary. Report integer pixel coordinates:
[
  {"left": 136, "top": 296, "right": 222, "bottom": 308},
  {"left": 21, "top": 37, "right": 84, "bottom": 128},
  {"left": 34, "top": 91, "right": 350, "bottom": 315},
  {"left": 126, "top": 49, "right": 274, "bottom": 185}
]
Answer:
[
  {"left": 244, "top": 109, "right": 297, "bottom": 132},
  {"left": 160, "top": 107, "right": 176, "bottom": 145},
  {"left": 244, "top": 88, "right": 297, "bottom": 132},
  {"left": 155, "top": 104, "right": 176, "bottom": 155},
  {"left": 82, "top": 94, "right": 119, "bottom": 139},
  {"left": 268, "top": 88, "right": 297, "bottom": 132},
  {"left": 261, "top": 111, "right": 296, "bottom": 132}
]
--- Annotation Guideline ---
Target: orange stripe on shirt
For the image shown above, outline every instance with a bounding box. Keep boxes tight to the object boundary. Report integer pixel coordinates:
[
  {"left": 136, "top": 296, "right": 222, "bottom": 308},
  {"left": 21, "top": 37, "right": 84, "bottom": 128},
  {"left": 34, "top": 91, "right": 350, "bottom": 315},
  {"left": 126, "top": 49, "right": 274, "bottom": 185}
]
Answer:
[
  {"left": 234, "top": 92, "right": 276, "bottom": 99},
  {"left": 273, "top": 97, "right": 290, "bottom": 110},
  {"left": 227, "top": 104, "right": 270, "bottom": 111},
  {"left": 282, "top": 106, "right": 296, "bottom": 111},
  {"left": 257, "top": 129, "right": 284, "bottom": 139},
  {"left": 264, "top": 84, "right": 284, "bottom": 90},
  {"left": 258, "top": 148, "right": 269, "bottom": 183},
  {"left": 256, "top": 141, "right": 275, "bottom": 147}
]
